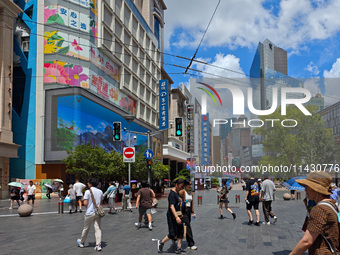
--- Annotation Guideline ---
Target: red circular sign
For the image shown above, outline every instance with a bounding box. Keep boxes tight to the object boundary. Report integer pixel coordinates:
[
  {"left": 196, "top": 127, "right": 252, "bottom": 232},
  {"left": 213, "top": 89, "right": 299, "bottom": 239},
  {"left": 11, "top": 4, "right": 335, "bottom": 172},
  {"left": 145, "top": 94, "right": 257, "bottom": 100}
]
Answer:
[{"left": 124, "top": 148, "right": 135, "bottom": 158}]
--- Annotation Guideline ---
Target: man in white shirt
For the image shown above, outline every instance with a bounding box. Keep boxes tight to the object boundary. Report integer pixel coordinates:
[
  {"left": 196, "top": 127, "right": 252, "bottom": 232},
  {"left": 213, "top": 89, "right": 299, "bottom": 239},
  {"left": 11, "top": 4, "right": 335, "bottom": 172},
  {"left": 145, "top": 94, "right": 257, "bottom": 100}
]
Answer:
[
  {"left": 260, "top": 173, "right": 277, "bottom": 225},
  {"left": 26, "top": 180, "right": 36, "bottom": 205},
  {"left": 73, "top": 179, "right": 86, "bottom": 213},
  {"left": 77, "top": 178, "right": 103, "bottom": 251}
]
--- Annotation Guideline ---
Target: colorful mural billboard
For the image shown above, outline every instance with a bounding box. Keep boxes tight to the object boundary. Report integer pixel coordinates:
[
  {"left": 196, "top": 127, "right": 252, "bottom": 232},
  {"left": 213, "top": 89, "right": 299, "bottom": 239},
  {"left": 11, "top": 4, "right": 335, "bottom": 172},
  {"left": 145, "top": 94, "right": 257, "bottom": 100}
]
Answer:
[{"left": 51, "top": 94, "right": 146, "bottom": 153}]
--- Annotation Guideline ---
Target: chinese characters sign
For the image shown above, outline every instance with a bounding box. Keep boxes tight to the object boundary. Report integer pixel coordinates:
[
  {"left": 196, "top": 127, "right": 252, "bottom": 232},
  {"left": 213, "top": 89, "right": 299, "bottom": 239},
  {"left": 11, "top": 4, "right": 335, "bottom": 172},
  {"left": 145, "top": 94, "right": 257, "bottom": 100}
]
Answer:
[
  {"left": 201, "top": 114, "right": 210, "bottom": 165},
  {"left": 159, "top": 80, "right": 169, "bottom": 130}
]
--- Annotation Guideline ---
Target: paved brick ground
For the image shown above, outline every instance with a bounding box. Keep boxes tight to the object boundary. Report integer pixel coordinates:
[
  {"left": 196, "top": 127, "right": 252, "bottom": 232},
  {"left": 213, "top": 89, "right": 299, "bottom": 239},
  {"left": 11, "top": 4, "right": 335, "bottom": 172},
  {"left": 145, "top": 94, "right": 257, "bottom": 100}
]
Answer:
[{"left": 0, "top": 188, "right": 307, "bottom": 255}]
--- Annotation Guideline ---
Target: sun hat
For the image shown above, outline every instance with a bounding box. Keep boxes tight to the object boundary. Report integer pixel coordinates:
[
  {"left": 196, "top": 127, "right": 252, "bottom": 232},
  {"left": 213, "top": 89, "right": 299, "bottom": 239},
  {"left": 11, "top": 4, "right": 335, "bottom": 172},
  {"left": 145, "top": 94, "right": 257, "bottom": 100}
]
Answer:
[{"left": 296, "top": 172, "right": 332, "bottom": 195}]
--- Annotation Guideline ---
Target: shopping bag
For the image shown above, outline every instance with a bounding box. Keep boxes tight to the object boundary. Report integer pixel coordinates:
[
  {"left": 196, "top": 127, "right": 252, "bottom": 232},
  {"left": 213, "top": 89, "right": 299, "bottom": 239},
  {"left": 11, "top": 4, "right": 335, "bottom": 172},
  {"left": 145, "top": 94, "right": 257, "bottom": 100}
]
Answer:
[{"left": 63, "top": 195, "right": 71, "bottom": 203}]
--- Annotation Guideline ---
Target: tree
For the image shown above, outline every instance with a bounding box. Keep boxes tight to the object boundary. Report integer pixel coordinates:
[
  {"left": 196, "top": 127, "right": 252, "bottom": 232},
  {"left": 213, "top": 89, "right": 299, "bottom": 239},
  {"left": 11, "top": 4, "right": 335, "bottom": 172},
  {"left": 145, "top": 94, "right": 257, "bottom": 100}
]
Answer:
[
  {"left": 63, "top": 144, "right": 111, "bottom": 180},
  {"left": 176, "top": 169, "right": 190, "bottom": 180},
  {"left": 253, "top": 105, "right": 338, "bottom": 176}
]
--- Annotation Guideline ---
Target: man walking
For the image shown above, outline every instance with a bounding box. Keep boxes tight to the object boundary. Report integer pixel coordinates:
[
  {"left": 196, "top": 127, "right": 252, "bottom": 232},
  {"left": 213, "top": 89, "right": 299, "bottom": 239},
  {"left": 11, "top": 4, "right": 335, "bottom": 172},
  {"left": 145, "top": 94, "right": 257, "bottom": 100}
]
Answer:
[
  {"left": 260, "top": 173, "right": 277, "bottom": 225},
  {"left": 136, "top": 182, "right": 154, "bottom": 230},
  {"left": 77, "top": 178, "right": 104, "bottom": 251},
  {"left": 74, "top": 179, "right": 86, "bottom": 213},
  {"left": 26, "top": 180, "right": 36, "bottom": 206},
  {"left": 122, "top": 181, "right": 132, "bottom": 212},
  {"left": 245, "top": 172, "right": 261, "bottom": 226}
]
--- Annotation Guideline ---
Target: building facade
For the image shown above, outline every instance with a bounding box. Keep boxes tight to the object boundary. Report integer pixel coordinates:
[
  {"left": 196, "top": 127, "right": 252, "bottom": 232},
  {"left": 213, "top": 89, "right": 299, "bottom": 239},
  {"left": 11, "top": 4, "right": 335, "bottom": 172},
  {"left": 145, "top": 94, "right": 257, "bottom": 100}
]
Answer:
[
  {"left": 0, "top": 0, "right": 22, "bottom": 199},
  {"left": 12, "top": 0, "right": 168, "bottom": 181}
]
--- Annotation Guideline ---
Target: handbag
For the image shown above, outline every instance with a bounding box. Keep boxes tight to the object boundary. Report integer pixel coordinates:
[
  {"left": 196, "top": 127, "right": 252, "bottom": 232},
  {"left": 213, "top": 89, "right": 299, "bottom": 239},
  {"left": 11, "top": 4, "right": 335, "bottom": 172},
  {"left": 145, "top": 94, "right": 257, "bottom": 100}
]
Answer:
[
  {"left": 176, "top": 211, "right": 183, "bottom": 218},
  {"left": 89, "top": 188, "right": 105, "bottom": 217},
  {"left": 64, "top": 195, "right": 71, "bottom": 203}
]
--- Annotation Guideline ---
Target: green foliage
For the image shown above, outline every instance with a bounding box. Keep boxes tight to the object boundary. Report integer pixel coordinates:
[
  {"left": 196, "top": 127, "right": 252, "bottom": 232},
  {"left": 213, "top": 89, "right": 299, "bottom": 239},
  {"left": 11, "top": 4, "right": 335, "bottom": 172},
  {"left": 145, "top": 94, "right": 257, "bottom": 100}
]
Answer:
[
  {"left": 211, "top": 177, "right": 219, "bottom": 185},
  {"left": 254, "top": 105, "right": 338, "bottom": 177},
  {"left": 55, "top": 118, "right": 78, "bottom": 151},
  {"left": 64, "top": 144, "right": 170, "bottom": 183},
  {"left": 63, "top": 144, "right": 112, "bottom": 180},
  {"left": 176, "top": 169, "right": 190, "bottom": 180}
]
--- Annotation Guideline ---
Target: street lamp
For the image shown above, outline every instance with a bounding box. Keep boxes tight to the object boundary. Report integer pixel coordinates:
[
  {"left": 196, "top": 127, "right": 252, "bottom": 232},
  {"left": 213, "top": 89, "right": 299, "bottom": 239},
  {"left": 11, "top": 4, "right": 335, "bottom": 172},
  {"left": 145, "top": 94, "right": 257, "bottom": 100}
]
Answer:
[{"left": 123, "top": 114, "right": 136, "bottom": 186}]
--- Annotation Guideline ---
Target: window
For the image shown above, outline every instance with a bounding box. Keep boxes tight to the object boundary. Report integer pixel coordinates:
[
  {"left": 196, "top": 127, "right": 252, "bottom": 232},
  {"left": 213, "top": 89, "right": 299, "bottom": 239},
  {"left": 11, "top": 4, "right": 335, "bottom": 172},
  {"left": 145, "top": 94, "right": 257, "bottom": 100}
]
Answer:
[{"left": 154, "top": 17, "right": 161, "bottom": 49}]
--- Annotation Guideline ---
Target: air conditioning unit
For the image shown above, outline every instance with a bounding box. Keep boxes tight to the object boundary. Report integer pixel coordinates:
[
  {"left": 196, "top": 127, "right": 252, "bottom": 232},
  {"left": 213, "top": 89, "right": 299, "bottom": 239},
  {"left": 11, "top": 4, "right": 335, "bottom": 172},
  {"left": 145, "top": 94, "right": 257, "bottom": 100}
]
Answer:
[{"left": 22, "top": 41, "right": 29, "bottom": 52}]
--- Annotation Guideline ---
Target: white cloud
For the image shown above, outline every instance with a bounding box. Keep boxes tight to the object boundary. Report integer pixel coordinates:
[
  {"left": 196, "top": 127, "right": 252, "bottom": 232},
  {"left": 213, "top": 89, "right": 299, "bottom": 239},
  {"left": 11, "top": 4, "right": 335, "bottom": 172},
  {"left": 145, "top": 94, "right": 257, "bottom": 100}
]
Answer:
[
  {"left": 324, "top": 57, "right": 340, "bottom": 78},
  {"left": 85, "top": 125, "right": 97, "bottom": 134},
  {"left": 164, "top": 0, "right": 340, "bottom": 52},
  {"left": 305, "top": 61, "right": 320, "bottom": 76},
  {"left": 194, "top": 53, "right": 246, "bottom": 79}
]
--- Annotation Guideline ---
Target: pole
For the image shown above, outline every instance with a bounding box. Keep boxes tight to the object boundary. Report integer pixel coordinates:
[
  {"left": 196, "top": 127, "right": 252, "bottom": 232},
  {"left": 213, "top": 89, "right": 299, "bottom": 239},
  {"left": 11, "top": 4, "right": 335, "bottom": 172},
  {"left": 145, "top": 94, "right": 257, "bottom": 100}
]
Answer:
[
  {"left": 147, "top": 131, "right": 151, "bottom": 185},
  {"left": 128, "top": 121, "right": 131, "bottom": 187}
]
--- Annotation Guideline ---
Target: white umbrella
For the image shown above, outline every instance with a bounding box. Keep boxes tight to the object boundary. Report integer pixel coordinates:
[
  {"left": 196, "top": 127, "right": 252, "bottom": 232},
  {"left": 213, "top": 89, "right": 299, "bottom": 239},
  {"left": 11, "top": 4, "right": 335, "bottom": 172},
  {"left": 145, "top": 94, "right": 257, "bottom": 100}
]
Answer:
[
  {"left": 44, "top": 183, "right": 52, "bottom": 189},
  {"left": 53, "top": 179, "right": 64, "bottom": 183},
  {"left": 8, "top": 182, "right": 24, "bottom": 189}
]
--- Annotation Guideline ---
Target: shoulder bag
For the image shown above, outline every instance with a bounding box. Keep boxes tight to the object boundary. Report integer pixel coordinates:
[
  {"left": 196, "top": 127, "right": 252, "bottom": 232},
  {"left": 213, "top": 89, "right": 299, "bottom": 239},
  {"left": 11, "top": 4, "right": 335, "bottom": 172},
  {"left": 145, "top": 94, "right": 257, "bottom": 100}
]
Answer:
[{"left": 89, "top": 188, "right": 105, "bottom": 217}]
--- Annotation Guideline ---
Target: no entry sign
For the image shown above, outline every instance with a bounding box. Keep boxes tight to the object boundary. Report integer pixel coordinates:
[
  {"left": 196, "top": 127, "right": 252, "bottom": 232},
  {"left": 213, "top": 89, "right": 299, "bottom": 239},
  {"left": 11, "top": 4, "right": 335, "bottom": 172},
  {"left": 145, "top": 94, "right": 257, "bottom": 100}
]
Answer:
[{"left": 123, "top": 147, "right": 135, "bottom": 162}]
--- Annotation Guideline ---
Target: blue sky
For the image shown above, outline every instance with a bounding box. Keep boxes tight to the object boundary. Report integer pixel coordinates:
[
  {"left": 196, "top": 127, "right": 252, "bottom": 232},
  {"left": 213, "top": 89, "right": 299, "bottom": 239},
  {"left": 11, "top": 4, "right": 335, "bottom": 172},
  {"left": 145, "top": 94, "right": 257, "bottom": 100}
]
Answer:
[{"left": 163, "top": 0, "right": 340, "bottom": 106}]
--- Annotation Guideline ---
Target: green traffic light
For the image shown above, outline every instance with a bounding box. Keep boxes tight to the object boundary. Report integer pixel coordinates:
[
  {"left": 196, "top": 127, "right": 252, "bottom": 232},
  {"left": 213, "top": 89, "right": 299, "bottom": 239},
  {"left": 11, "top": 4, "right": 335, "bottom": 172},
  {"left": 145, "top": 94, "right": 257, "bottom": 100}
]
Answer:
[
  {"left": 176, "top": 130, "right": 182, "bottom": 135},
  {"left": 115, "top": 135, "right": 120, "bottom": 140}
]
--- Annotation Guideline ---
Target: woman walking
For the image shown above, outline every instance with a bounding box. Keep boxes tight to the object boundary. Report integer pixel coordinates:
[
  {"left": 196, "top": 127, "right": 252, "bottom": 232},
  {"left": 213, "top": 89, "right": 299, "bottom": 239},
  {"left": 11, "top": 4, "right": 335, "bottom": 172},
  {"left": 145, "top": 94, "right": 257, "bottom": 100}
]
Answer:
[
  {"left": 179, "top": 179, "right": 197, "bottom": 250},
  {"left": 290, "top": 172, "right": 339, "bottom": 255},
  {"left": 157, "top": 178, "right": 185, "bottom": 254},
  {"left": 9, "top": 187, "right": 20, "bottom": 209}
]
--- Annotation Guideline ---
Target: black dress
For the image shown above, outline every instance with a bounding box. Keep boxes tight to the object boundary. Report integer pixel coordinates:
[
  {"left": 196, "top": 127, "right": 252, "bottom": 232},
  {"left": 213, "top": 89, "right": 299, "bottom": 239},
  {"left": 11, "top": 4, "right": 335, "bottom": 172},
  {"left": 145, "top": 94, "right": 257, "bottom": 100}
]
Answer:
[{"left": 166, "top": 190, "right": 184, "bottom": 240}]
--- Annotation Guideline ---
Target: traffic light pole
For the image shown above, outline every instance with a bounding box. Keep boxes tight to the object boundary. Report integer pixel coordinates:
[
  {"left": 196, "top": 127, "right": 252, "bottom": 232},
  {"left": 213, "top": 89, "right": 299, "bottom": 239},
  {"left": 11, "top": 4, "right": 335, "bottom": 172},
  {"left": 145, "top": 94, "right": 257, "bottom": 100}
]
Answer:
[{"left": 147, "top": 131, "right": 151, "bottom": 185}]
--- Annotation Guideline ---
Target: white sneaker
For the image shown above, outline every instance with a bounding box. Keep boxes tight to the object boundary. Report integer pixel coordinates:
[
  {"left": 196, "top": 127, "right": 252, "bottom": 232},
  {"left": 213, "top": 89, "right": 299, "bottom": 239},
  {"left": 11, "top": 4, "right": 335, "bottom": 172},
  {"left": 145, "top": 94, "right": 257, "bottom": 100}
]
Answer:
[
  {"left": 94, "top": 244, "right": 102, "bottom": 251},
  {"left": 190, "top": 246, "right": 198, "bottom": 250},
  {"left": 263, "top": 221, "right": 270, "bottom": 225},
  {"left": 273, "top": 216, "right": 277, "bottom": 223},
  {"left": 136, "top": 223, "right": 141, "bottom": 229},
  {"left": 149, "top": 223, "right": 153, "bottom": 231}
]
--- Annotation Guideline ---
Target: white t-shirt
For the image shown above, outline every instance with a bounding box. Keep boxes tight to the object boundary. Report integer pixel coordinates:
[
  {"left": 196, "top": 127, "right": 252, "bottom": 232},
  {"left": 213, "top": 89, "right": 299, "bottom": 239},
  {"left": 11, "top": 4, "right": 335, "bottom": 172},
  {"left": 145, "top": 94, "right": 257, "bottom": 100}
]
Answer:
[
  {"left": 185, "top": 190, "right": 193, "bottom": 207},
  {"left": 27, "top": 185, "right": 36, "bottom": 195},
  {"left": 84, "top": 187, "right": 103, "bottom": 216},
  {"left": 73, "top": 182, "right": 86, "bottom": 196}
]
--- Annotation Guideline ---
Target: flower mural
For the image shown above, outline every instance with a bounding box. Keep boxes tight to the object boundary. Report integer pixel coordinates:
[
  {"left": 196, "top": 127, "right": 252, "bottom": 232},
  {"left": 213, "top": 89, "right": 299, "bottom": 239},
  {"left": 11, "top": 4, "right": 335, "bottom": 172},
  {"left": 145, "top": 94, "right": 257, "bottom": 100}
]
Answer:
[
  {"left": 65, "top": 65, "right": 89, "bottom": 87},
  {"left": 44, "top": 31, "right": 69, "bottom": 55},
  {"left": 44, "top": 62, "right": 70, "bottom": 84},
  {"left": 119, "top": 97, "right": 136, "bottom": 115}
]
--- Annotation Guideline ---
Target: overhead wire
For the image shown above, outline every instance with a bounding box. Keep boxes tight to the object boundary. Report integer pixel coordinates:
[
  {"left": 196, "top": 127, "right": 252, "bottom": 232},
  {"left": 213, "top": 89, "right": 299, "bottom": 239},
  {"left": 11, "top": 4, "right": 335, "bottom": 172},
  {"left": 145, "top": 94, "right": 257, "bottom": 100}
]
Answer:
[{"left": 2, "top": 13, "right": 340, "bottom": 102}]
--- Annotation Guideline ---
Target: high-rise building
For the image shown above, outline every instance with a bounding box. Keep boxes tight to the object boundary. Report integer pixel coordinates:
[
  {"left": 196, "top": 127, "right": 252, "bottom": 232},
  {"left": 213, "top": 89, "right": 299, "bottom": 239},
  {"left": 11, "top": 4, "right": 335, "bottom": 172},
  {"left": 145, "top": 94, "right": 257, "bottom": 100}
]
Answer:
[
  {"left": 250, "top": 39, "right": 303, "bottom": 111},
  {"left": 249, "top": 39, "right": 304, "bottom": 164},
  {"left": 12, "top": 0, "right": 168, "bottom": 180}
]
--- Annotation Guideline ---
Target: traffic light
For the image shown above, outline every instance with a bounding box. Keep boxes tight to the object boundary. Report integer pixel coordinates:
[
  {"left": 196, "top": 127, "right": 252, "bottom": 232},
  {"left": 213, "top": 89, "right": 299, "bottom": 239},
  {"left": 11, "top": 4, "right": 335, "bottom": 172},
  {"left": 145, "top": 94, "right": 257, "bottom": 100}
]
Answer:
[
  {"left": 175, "top": 117, "right": 183, "bottom": 136},
  {"left": 113, "top": 122, "right": 121, "bottom": 141},
  {"left": 147, "top": 159, "right": 152, "bottom": 170}
]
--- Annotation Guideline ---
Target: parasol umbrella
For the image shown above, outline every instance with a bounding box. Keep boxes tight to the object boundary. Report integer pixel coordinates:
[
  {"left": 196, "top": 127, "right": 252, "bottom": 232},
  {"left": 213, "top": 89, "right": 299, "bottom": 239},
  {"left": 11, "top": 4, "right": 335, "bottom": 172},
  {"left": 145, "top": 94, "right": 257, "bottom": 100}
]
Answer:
[
  {"left": 164, "top": 179, "right": 169, "bottom": 182},
  {"left": 8, "top": 182, "right": 24, "bottom": 189},
  {"left": 53, "top": 179, "right": 64, "bottom": 183},
  {"left": 131, "top": 180, "right": 137, "bottom": 183},
  {"left": 44, "top": 183, "right": 52, "bottom": 189},
  {"left": 282, "top": 176, "right": 306, "bottom": 190}
]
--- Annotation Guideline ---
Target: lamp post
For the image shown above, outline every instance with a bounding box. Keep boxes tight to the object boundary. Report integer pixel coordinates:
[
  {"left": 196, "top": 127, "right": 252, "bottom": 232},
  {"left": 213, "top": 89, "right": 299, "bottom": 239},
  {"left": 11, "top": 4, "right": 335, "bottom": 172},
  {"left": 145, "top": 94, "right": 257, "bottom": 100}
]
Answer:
[{"left": 123, "top": 115, "right": 136, "bottom": 186}]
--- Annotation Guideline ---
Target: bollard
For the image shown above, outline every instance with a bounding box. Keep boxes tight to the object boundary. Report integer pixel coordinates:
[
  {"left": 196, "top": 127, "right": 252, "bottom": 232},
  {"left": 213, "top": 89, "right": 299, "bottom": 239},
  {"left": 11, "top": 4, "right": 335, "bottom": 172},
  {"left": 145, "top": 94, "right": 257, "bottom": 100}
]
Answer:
[
  {"left": 217, "top": 195, "right": 220, "bottom": 204},
  {"left": 198, "top": 196, "right": 202, "bottom": 206},
  {"left": 122, "top": 198, "right": 127, "bottom": 210},
  {"left": 297, "top": 192, "right": 301, "bottom": 200},
  {"left": 236, "top": 195, "right": 240, "bottom": 203},
  {"left": 58, "top": 202, "right": 64, "bottom": 214}
]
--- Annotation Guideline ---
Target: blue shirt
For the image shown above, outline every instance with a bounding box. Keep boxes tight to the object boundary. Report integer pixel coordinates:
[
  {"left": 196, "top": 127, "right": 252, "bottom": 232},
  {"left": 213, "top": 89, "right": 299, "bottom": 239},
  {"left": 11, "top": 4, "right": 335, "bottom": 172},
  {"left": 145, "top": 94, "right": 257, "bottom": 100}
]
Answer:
[
  {"left": 123, "top": 185, "right": 130, "bottom": 195},
  {"left": 330, "top": 188, "right": 339, "bottom": 202}
]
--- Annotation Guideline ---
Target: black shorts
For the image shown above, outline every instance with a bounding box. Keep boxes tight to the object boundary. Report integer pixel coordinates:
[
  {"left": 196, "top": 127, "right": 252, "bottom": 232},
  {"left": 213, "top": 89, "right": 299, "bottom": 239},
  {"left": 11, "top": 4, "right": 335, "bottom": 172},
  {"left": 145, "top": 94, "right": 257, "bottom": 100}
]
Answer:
[
  {"left": 220, "top": 199, "right": 229, "bottom": 203},
  {"left": 246, "top": 200, "right": 259, "bottom": 210},
  {"left": 76, "top": 196, "right": 83, "bottom": 202},
  {"left": 27, "top": 195, "right": 35, "bottom": 201}
]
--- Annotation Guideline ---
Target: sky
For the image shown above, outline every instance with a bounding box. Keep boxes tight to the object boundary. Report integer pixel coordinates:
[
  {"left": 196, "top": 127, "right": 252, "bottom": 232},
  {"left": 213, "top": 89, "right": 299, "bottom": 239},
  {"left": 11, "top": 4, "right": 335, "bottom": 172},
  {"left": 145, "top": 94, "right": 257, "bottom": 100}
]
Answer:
[{"left": 163, "top": 0, "right": 340, "bottom": 108}]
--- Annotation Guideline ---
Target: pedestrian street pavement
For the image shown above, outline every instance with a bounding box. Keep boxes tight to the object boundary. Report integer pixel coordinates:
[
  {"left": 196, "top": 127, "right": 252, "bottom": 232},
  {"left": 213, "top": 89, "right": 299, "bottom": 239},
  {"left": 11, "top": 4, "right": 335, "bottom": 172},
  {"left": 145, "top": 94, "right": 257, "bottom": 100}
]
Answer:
[{"left": 0, "top": 188, "right": 308, "bottom": 255}]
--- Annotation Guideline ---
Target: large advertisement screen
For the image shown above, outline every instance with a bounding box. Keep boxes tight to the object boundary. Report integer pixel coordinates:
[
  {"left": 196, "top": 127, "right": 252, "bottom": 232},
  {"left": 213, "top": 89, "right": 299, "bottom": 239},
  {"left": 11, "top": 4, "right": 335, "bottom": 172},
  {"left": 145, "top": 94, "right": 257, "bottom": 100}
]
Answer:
[{"left": 45, "top": 88, "right": 159, "bottom": 161}]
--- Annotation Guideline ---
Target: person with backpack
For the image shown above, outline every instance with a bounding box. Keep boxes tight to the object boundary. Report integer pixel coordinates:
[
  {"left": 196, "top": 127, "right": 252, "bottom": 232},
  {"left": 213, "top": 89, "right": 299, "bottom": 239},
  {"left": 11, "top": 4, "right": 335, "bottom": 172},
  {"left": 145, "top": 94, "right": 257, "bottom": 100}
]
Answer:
[
  {"left": 217, "top": 180, "right": 236, "bottom": 220},
  {"left": 245, "top": 173, "right": 261, "bottom": 226},
  {"left": 290, "top": 172, "right": 339, "bottom": 255},
  {"left": 103, "top": 181, "right": 117, "bottom": 214}
]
